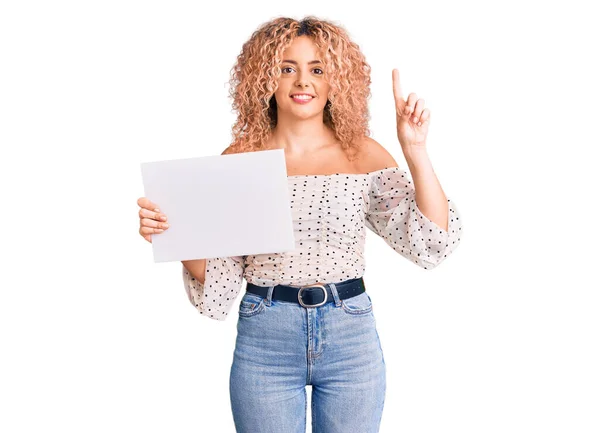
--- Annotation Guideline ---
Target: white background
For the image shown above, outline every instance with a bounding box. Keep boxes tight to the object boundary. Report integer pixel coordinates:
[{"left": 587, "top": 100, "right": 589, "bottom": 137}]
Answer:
[{"left": 1, "top": 1, "right": 599, "bottom": 432}]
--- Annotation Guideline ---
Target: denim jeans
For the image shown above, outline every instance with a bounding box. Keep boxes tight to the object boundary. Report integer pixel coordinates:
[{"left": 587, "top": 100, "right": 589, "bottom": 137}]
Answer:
[{"left": 229, "top": 281, "right": 386, "bottom": 432}]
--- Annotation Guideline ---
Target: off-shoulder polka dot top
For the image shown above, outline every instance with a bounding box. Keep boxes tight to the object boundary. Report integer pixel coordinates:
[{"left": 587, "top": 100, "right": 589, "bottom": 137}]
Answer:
[{"left": 183, "top": 166, "right": 462, "bottom": 320}]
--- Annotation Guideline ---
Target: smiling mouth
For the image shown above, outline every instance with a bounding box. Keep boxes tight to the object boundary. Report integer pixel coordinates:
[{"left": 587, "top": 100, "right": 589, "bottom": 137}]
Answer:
[{"left": 290, "top": 95, "right": 315, "bottom": 103}]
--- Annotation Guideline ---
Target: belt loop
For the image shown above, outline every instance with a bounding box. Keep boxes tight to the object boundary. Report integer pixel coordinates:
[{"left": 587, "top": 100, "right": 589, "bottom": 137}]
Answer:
[
  {"left": 265, "top": 286, "right": 275, "bottom": 305},
  {"left": 329, "top": 283, "right": 342, "bottom": 307}
]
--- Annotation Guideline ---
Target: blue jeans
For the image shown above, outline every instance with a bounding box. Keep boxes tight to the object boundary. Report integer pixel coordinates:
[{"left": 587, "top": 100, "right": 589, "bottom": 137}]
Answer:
[{"left": 229, "top": 282, "right": 386, "bottom": 432}]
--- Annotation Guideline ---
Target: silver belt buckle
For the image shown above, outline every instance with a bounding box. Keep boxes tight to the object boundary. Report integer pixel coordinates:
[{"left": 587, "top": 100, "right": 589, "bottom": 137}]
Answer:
[{"left": 297, "top": 284, "right": 328, "bottom": 308}]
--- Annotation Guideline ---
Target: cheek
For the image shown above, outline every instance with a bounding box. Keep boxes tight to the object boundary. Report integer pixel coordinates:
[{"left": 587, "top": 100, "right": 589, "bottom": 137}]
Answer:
[
  {"left": 274, "top": 85, "right": 289, "bottom": 100},
  {"left": 318, "top": 83, "right": 330, "bottom": 97},
  {"left": 317, "top": 84, "right": 330, "bottom": 98},
  {"left": 273, "top": 89, "right": 287, "bottom": 104}
]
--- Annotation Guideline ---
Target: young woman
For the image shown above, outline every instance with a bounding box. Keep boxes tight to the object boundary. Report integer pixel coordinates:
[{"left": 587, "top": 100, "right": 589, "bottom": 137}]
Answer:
[{"left": 137, "top": 16, "right": 462, "bottom": 433}]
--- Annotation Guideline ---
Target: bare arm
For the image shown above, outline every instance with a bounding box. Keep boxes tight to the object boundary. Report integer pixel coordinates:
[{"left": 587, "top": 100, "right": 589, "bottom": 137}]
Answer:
[
  {"left": 403, "top": 147, "right": 449, "bottom": 232},
  {"left": 182, "top": 259, "right": 207, "bottom": 284}
]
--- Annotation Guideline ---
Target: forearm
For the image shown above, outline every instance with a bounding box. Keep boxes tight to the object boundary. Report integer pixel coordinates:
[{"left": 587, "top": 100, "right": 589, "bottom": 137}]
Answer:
[
  {"left": 182, "top": 259, "right": 207, "bottom": 284},
  {"left": 402, "top": 146, "right": 449, "bottom": 232}
]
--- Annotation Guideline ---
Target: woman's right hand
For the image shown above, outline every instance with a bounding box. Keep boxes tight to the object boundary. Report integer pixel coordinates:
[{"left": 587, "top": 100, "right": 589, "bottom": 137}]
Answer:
[{"left": 137, "top": 197, "right": 169, "bottom": 243}]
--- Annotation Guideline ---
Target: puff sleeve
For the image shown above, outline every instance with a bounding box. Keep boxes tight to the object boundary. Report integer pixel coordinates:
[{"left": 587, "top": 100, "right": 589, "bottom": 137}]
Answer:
[
  {"left": 182, "top": 256, "right": 247, "bottom": 321},
  {"left": 365, "top": 167, "right": 462, "bottom": 269}
]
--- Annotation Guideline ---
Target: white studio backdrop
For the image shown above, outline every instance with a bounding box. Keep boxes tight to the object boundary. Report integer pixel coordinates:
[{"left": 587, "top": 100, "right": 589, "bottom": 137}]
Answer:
[{"left": 1, "top": 1, "right": 599, "bottom": 432}]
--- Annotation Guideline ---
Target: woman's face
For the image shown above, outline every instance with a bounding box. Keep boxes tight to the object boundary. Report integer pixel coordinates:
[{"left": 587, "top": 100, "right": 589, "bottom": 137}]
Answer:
[{"left": 273, "top": 35, "right": 330, "bottom": 119}]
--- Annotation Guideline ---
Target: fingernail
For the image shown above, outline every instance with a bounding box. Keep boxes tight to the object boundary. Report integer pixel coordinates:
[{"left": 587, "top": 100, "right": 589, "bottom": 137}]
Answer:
[
  {"left": 154, "top": 208, "right": 160, "bottom": 212},
  {"left": 160, "top": 216, "right": 167, "bottom": 221},
  {"left": 413, "top": 116, "right": 418, "bottom": 122}
]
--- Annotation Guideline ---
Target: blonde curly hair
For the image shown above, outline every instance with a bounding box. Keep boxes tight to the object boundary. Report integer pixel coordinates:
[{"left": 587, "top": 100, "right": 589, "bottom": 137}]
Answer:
[{"left": 224, "top": 16, "right": 373, "bottom": 161}]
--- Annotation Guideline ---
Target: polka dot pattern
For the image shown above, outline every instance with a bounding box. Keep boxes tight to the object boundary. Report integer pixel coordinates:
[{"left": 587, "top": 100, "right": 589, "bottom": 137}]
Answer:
[
  {"left": 183, "top": 167, "right": 462, "bottom": 320},
  {"left": 367, "top": 167, "right": 462, "bottom": 269}
]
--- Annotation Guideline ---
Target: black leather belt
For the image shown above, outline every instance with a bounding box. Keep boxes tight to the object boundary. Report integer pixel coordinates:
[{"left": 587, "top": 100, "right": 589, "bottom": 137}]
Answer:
[{"left": 245, "top": 277, "right": 366, "bottom": 308}]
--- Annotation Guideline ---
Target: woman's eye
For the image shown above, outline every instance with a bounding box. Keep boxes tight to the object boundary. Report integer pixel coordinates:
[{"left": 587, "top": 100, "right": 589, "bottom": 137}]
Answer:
[{"left": 282, "top": 67, "right": 324, "bottom": 75}]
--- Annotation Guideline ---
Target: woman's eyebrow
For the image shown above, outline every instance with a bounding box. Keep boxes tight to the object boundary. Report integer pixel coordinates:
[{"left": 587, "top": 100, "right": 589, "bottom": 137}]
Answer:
[{"left": 282, "top": 60, "right": 323, "bottom": 65}]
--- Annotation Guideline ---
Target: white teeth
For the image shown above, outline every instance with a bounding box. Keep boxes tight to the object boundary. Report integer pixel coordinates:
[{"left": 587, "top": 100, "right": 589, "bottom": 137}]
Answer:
[{"left": 292, "top": 95, "right": 312, "bottom": 100}]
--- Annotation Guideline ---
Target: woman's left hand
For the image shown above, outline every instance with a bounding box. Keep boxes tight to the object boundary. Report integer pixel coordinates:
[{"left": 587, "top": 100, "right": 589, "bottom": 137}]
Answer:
[{"left": 392, "top": 68, "right": 430, "bottom": 150}]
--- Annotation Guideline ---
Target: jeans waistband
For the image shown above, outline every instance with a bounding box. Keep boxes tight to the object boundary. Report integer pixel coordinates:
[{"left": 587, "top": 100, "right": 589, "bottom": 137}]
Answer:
[{"left": 245, "top": 277, "right": 366, "bottom": 308}]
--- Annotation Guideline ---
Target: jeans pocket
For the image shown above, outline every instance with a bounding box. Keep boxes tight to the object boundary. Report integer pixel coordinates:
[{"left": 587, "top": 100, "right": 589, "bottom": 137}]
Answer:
[
  {"left": 238, "top": 292, "right": 266, "bottom": 317},
  {"left": 340, "top": 292, "right": 373, "bottom": 315}
]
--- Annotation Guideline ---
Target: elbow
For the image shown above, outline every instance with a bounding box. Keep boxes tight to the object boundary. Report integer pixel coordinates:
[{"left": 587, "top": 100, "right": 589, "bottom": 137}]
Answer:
[
  {"left": 412, "top": 246, "right": 451, "bottom": 270},
  {"left": 418, "top": 243, "right": 461, "bottom": 270},
  {"left": 418, "top": 258, "right": 442, "bottom": 270}
]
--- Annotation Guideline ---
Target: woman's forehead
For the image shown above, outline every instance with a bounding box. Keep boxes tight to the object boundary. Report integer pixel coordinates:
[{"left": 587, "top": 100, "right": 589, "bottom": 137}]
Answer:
[{"left": 283, "top": 36, "right": 322, "bottom": 56}]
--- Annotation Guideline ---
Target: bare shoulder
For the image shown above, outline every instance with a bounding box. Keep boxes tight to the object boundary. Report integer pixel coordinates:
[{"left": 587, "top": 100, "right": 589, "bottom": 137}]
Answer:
[{"left": 355, "top": 136, "right": 400, "bottom": 173}]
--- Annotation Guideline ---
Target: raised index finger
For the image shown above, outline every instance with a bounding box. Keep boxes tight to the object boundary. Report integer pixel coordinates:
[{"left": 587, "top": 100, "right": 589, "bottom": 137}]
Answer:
[{"left": 392, "top": 68, "right": 404, "bottom": 103}]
